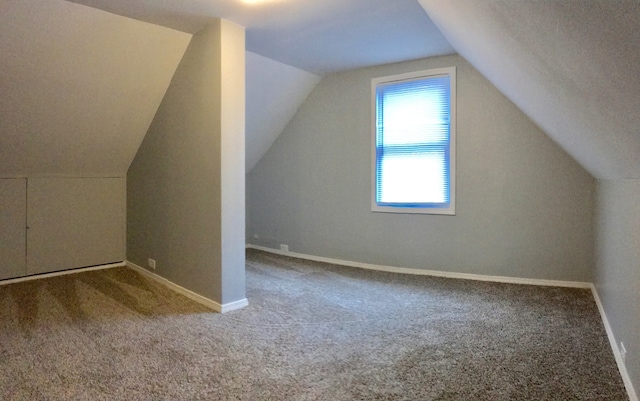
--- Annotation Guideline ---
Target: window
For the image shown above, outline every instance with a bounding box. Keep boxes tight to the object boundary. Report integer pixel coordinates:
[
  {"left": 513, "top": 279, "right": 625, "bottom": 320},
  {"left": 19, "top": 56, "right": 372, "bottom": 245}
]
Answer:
[{"left": 371, "top": 67, "right": 456, "bottom": 215}]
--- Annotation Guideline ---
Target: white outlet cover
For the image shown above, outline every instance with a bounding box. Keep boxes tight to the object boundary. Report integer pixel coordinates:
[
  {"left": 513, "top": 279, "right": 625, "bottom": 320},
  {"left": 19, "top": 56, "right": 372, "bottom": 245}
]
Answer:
[
  {"left": 148, "top": 258, "right": 156, "bottom": 269},
  {"left": 280, "top": 244, "right": 289, "bottom": 252}
]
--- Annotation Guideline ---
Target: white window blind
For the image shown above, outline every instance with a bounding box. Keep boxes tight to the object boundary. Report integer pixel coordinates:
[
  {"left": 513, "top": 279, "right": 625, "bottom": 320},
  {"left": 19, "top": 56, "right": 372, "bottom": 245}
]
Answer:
[{"left": 372, "top": 67, "right": 456, "bottom": 215}]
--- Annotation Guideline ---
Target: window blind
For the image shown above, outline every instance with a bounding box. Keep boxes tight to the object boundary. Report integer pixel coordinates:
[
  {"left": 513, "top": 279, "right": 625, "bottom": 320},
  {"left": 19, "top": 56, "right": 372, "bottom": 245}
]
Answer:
[{"left": 375, "top": 75, "right": 451, "bottom": 208}]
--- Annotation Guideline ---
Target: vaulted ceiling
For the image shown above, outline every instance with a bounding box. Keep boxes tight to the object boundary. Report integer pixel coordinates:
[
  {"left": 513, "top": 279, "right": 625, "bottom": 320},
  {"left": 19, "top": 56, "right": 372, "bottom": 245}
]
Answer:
[
  {"left": 68, "top": 0, "right": 454, "bottom": 75},
  {"left": 1, "top": 0, "right": 638, "bottom": 179},
  {"left": 419, "top": 0, "right": 640, "bottom": 180},
  {"left": 0, "top": 0, "right": 190, "bottom": 176},
  {"left": 0, "top": 0, "right": 452, "bottom": 176}
]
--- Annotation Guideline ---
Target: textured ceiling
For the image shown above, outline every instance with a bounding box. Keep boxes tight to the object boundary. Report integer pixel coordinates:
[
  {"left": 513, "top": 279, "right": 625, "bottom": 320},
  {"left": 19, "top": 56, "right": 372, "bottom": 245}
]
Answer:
[
  {"left": 68, "top": 0, "right": 455, "bottom": 75},
  {"left": 419, "top": 0, "right": 640, "bottom": 179}
]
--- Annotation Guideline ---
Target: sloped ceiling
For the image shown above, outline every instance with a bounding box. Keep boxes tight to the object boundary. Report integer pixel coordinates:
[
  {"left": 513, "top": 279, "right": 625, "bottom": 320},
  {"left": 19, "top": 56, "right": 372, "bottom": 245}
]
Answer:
[
  {"left": 1, "top": 0, "right": 453, "bottom": 178},
  {"left": 67, "top": 0, "right": 454, "bottom": 75},
  {"left": 246, "top": 52, "right": 321, "bottom": 172},
  {"left": 419, "top": 0, "right": 640, "bottom": 180},
  {"left": 6, "top": 0, "right": 637, "bottom": 180},
  {"left": 0, "top": 0, "right": 190, "bottom": 177}
]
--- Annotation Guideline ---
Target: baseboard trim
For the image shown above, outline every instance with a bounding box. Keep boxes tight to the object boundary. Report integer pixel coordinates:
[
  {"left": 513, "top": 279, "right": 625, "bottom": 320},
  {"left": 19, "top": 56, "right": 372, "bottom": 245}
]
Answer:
[
  {"left": 0, "top": 262, "right": 124, "bottom": 286},
  {"left": 247, "top": 244, "right": 635, "bottom": 400},
  {"left": 125, "top": 261, "right": 248, "bottom": 314},
  {"left": 246, "top": 245, "right": 591, "bottom": 289},
  {"left": 220, "top": 298, "right": 250, "bottom": 313},
  {"left": 591, "top": 285, "right": 638, "bottom": 401}
]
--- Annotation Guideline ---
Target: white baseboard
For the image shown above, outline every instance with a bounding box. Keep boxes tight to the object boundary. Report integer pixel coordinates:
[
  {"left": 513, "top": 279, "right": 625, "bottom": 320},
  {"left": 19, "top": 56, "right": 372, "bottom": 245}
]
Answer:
[
  {"left": 220, "top": 298, "right": 250, "bottom": 313},
  {"left": 591, "top": 285, "right": 638, "bottom": 401},
  {"left": 125, "top": 261, "right": 248, "bottom": 314},
  {"left": 0, "top": 262, "right": 124, "bottom": 286},
  {"left": 246, "top": 245, "right": 591, "bottom": 288},
  {"left": 247, "top": 244, "right": 636, "bottom": 400}
]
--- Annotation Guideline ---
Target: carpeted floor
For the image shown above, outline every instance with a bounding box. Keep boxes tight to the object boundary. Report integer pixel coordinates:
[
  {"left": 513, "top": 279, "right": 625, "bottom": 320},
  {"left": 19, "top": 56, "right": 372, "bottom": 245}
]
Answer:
[{"left": 0, "top": 249, "right": 629, "bottom": 400}]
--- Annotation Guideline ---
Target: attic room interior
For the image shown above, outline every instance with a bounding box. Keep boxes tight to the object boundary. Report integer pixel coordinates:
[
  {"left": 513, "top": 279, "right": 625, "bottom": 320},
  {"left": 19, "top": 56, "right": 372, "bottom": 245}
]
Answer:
[{"left": 0, "top": 0, "right": 638, "bottom": 399}]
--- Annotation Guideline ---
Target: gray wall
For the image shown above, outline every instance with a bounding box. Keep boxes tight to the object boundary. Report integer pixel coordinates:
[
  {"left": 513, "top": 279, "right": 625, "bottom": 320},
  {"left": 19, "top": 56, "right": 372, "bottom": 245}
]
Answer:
[
  {"left": 247, "top": 55, "right": 595, "bottom": 282},
  {"left": 595, "top": 179, "right": 640, "bottom": 394},
  {"left": 127, "top": 21, "right": 246, "bottom": 305}
]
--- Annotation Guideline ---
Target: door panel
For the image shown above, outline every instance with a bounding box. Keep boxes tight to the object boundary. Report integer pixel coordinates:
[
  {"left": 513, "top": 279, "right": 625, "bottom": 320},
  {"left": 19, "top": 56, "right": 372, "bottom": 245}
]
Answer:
[
  {"left": 0, "top": 179, "right": 27, "bottom": 280},
  {"left": 27, "top": 177, "right": 125, "bottom": 275}
]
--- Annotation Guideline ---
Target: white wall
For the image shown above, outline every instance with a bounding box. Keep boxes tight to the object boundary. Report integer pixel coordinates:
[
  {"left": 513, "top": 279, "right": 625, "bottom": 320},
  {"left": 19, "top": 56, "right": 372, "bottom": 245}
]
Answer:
[
  {"left": 595, "top": 179, "right": 640, "bottom": 398},
  {"left": 247, "top": 55, "right": 595, "bottom": 282}
]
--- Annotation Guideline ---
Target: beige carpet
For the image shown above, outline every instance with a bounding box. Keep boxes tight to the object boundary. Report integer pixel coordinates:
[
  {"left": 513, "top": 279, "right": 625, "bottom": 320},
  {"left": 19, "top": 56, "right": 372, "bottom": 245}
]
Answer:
[{"left": 0, "top": 249, "right": 629, "bottom": 400}]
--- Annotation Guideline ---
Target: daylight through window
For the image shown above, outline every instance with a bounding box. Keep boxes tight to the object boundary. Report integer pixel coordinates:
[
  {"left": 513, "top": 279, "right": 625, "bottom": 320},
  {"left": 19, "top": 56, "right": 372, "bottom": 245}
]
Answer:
[{"left": 372, "top": 67, "right": 456, "bottom": 215}]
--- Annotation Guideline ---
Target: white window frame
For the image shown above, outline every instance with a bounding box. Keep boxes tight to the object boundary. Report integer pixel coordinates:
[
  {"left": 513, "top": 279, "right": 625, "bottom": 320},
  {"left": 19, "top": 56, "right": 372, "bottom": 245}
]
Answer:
[{"left": 371, "top": 67, "right": 456, "bottom": 215}]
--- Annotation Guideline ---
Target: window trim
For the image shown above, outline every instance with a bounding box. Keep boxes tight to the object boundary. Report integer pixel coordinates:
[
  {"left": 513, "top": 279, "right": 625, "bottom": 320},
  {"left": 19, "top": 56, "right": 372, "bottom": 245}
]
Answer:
[{"left": 370, "top": 67, "right": 456, "bottom": 215}]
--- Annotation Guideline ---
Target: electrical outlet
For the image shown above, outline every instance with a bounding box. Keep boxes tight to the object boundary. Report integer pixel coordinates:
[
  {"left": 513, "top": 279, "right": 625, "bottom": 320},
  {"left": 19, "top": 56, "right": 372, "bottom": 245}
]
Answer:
[
  {"left": 620, "top": 342, "right": 627, "bottom": 364},
  {"left": 148, "top": 258, "right": 156, "bottom": 270},
  {"left": 253, "top": 234, "right": 259, "bottom": 239},
  {"left": 280, "top": 244, "right": 289, "bottom": 252}
]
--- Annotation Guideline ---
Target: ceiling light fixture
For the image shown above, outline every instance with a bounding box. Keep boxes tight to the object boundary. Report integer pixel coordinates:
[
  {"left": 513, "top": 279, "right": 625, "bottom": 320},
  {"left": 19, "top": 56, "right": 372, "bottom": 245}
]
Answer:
[{"left": 241, "top": 0, "right": 282, "bottom": 5}]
